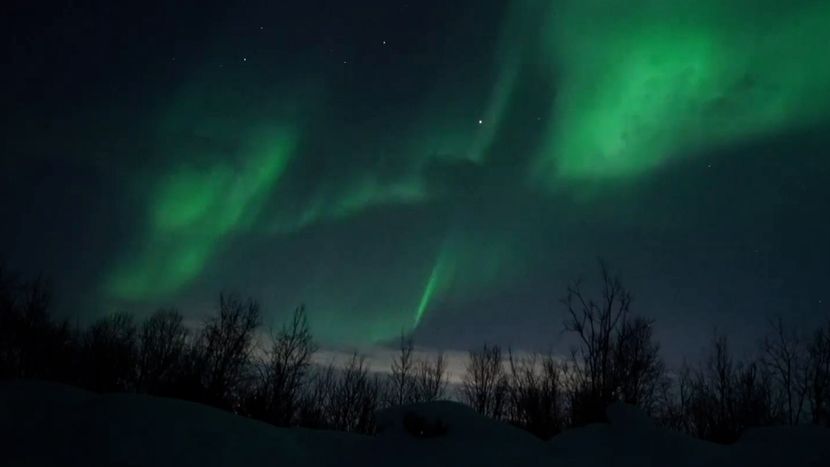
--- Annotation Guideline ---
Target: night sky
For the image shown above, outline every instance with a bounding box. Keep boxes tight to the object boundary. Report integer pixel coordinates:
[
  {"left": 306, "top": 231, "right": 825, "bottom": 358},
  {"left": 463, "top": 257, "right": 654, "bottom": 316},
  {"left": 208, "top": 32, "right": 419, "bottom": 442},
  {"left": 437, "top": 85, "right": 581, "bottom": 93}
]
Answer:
[{"left": 2, "top": 0, "right": 829, "bottom": 361}]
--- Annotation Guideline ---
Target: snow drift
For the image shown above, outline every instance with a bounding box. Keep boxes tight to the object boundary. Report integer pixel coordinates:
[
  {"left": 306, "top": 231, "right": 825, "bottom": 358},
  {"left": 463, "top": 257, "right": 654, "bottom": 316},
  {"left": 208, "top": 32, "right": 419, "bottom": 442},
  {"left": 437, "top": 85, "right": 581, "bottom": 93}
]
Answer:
[{"left": 1, "top": 380, "right": 828, "bottom": 466}]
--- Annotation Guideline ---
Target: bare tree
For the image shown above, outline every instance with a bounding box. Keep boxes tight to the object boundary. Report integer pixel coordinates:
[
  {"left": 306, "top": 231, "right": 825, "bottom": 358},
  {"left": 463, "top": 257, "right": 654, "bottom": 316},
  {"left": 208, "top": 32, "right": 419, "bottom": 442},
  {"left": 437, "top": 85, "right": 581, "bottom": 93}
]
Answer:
[
  {"left": 733, "top": 360, "right": 777, "bottom": 431},
  {"left": 657, "top": 361, "right": 694, "bottom": 432},
  {"left": 461, "top": 344, "right": 508, "bottom": 419},
  {"left": 297, "top": 354, "right": 381, "bottom": 433},
  {"left": 562, "top": 261, "right": 665, "bottom": 424},
  {"left": 0, "top": 270, "right": 69, "bottom": 380},
  {"left": 80, "top": 312, "right": 138, "bottom": 392},
  {"left": 761, "top": 316, "right": 807, "bottom": 425},
  {"left": 613, "top": 317, "right": 666, "bottom": 412},
  {"left": 506, "top": 351, "right": 566, "bottom": 438},
  {"left": 669, "top": 335, "right": 734, "bottom": 441},
  {"left": 804, "top": 321, "right": 830, "bottom": 425},
  {"left": 195, "top": 293, "right": 262, "bottom": 410},
  {"left": 136, "top": 308, "right": 188, "bottom": 394},
  {"left": 387, "top": 333, "right": 416, "bottom": 406},
  {"left": 248, "top": 305, "right": 316, "bottom": 426},
  {"left": 702, "top": 334, "right": 737, "bottom": 441},
  {"left": 297, "top": 363, "right": 337, "bottom": 429},
  {"left": 330, "top": 354, "right": 381, "bottom": 433},
  {"left": 413, "top": 351, "right": 448, "bottom": 402},
  {"left": 385, "top": 334, "right": 448, "bottom": 406},
  {"left": 675, "top": 333, "right": 779, "bottom": 443}
]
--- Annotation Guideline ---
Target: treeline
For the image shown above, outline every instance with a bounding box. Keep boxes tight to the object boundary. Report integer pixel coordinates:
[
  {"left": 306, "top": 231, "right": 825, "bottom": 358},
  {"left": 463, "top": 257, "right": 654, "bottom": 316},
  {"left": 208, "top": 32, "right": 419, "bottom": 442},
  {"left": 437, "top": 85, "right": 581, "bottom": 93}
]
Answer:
[
  {"left": 1, "top": 263, "right": 829, "bottom": 442},
  {"left": 0, "top": 264, "right": 446, "bottom": 434},
  {"left": 457, "top": 264, "right": 830, "bottom": 443}
]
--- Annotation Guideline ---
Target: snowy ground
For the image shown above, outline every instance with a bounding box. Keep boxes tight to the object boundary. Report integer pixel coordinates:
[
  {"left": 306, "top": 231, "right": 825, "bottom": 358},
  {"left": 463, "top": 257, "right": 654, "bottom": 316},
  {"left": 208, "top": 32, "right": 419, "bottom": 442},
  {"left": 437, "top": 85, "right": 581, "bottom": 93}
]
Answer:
[{"left": 1, "top": 380, "right": 828, "bottom": 466}]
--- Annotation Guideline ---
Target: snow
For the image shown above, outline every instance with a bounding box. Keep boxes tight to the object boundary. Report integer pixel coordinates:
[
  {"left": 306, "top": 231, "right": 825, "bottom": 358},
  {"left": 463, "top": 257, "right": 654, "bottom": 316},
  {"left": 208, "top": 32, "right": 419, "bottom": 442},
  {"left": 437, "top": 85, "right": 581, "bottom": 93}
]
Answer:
[
  {"left": 375, "top": 401, "right": 549, "bottom": 467},
  {"left": 1, "top": 381, "right": 366, "bottom": 467},
  {"left": 549, "top": 403, "right": 830, "bottom": 466},
  {"left": 2, "top": 380, "right": 828, "bottom": 466}
]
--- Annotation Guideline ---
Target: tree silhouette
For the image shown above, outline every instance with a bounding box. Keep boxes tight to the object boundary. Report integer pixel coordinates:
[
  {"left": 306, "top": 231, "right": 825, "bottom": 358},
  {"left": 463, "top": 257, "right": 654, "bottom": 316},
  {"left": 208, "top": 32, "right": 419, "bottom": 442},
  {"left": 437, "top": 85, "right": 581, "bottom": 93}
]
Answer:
[
  {"left": 193, "top": 293, "right": 261, "bottom": 410},
  {"left": 329, "top": 354, "right": 381, "bottom": 433},
  {"left": 3, "top": 256, "right": 830, "bottom": 441},
  {"left": 79, "top": 312, "right": 138, "bottom": 393},
  {"left": 136, "top": 308, "right": 189, "bottom": 395},
  {"left": 0, "top": 269, "right": 71, "bottom": 381},
  {"left": 805, "top": 320, "right": 830, "bottom": 425},
  {"left": 761, "top": 317, "right": 807, "bottom": 425},
  {"left": 671, "top": 333, "right": 778, "bottom": 443},
  {"left": 506, "top": 351, "right": 566, "bottom": 438},
  {"left": 413, "top": 350, "right": 448, "bottom": 402},
  {"left": 563, "top": 261, "right": 665, "bottom": 425},
  {"left": 246, "top": 305, "right": 316, "bottom": 426},
  {"left": 461, "top": 344, "right": 508, "bottom": 419},
  {"left": 387, "top": 334, "right": 416, "bottom": 406}
]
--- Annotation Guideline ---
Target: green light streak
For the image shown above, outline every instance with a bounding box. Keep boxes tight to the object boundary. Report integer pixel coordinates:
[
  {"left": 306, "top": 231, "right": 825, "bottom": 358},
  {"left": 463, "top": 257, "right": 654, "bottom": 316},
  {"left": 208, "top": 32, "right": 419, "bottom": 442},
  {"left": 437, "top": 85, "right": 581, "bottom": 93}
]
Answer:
[
  {"left": 411, "top": 222, "right": 529, "bottom": 330},
  {"left": 414, "top": 252, "right": 447, "bottom": 327},
  {"left": 97, "top": 0, "right": 830, "bottom": 347}
]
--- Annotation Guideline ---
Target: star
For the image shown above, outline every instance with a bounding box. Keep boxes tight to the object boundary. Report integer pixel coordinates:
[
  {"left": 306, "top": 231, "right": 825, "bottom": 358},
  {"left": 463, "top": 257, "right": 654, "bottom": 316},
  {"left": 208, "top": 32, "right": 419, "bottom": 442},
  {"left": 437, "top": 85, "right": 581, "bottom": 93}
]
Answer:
[
  {"left": 478, "top": 120, "right": 484, "bottom": 125},
  {"left": 242, "top": 57, "right": 248, "bottom": 62}
]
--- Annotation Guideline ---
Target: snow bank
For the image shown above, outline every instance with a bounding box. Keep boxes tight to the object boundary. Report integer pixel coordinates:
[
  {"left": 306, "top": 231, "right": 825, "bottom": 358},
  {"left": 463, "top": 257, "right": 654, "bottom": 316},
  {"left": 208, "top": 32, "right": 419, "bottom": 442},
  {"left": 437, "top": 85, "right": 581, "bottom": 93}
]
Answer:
[
  {"left": 549, "top": 402, "right": 830, "bottom": 467},
  {"left": 374, "top": 401, "right": 549, "bottom": 467},
  {"left": 1, "top": 381, "right": 367, "bottom": 467},
  {"left": 2, "top": 380, "right": 828, "bottom": 466}
]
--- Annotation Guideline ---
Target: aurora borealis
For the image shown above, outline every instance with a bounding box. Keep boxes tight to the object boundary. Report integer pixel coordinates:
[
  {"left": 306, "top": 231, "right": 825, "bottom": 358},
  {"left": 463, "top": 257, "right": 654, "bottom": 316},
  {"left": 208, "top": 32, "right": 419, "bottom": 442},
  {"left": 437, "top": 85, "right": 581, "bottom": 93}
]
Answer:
[
  {"left": 3, "top": 0, "right": 830, "bottom": 355},
  {"left": 536, "top": 0, "right": 830, "bottom": 182},
  {"left": 106, "top": 124, "right": 297, "bottom": 300}
]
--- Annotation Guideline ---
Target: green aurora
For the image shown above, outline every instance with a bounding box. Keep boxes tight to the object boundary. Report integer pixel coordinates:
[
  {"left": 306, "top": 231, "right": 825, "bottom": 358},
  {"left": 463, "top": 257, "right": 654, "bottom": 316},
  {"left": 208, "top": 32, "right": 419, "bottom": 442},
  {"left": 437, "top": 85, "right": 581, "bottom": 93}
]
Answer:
[
  {"left": 106, "top": 126, "right": 297, "bottom": 300},
  {"left": 99, "top": 0, "right": 830, "bottom": 345},
  {"left": 536, "top": 1, "right": 830, "bottom": 183}
]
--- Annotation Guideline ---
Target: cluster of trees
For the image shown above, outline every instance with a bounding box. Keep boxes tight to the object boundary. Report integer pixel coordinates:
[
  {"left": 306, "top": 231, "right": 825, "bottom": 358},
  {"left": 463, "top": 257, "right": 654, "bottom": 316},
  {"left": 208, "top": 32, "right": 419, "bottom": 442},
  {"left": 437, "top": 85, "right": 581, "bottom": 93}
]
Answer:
[
  {"left": 457, "top": 263, "right": 665, "bottom": 438},
  {"left": 457, "top": 263, "right": 830, "bottom": 443},
  {"left": 661, "top": 319, "right": 830, "bottom": 442},
  {"left": 2, "top": 262, "right": 829, "bottom": 442},
  {"left": 0, "top": 264, "right": 447, "bottom": 434}
]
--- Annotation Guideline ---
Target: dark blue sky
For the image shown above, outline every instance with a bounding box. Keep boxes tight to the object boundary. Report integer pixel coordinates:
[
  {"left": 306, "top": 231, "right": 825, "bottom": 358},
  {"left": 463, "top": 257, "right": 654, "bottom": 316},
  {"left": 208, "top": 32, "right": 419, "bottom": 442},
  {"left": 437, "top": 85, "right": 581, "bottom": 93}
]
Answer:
[{"left": 2, "top": 0, "right": 829, "bottom": 362}]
